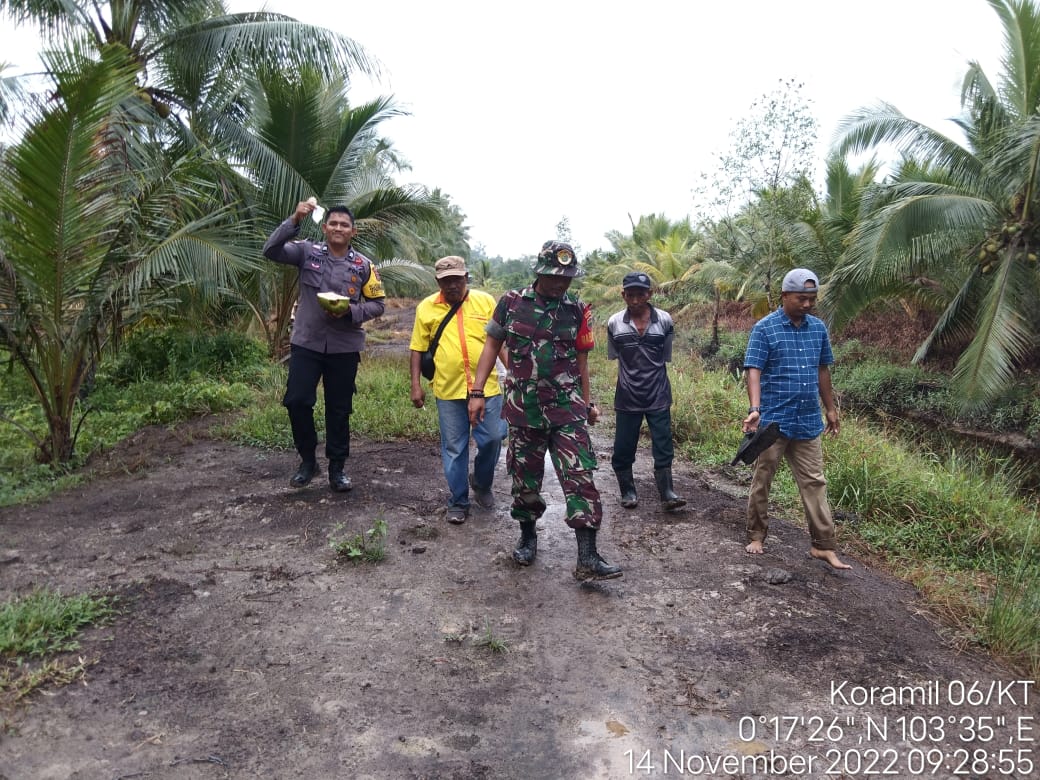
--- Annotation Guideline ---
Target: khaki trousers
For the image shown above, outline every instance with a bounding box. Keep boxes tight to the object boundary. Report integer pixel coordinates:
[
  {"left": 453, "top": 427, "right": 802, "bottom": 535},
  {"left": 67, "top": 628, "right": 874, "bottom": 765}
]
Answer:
[{"left": 746, "top": 435, "right": 836, "bottom": 550}]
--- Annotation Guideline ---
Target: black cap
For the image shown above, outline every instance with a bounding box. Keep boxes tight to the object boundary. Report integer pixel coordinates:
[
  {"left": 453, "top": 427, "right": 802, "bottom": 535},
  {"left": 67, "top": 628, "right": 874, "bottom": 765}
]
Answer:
[{"left": 622, "top": 272, "right": 652, "bottom": 289}]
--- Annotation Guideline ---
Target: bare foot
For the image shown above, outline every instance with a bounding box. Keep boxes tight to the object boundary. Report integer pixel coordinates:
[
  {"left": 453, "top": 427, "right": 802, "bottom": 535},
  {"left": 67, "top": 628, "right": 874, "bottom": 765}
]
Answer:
[
  {"left": 810, "top": 548, "right": 852, "bottom": 570},
  {"left": 745, "top": 540, "right": 764, "bottom": 554}
]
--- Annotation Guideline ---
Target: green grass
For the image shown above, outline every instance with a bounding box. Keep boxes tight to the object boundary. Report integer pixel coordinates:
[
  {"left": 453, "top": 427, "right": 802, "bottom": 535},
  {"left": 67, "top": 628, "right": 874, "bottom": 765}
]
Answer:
[
  {"left": 0, "top": 376, "right": 259, "bottom": 507},
  {"left": 823, "top": 423, "right": 1035, "bottom": 567},
  {"left": 353, "top": 355, "right": 441, "bottom": 442},
  {"left": 0, "top": 345, "right": 436, "bottom": 505},
  {"left": 474, "top": 617, "right": 509, "bottom": 654},
  {"left": 328, "top": 517, "right": 389, "bottom": 563},
  {"left": 0, "top": 327, "right": 272, "bottom": 507},
  {"left": 0, "top": 588, "right": 115, "bottom": 660},
  {"left": 226, "top": 352, "right": 439, "bottom": 450},
  {"left": 985, "top": 555, "right": 1040, "bottom": 678},
  {"left": 836, "top": 359, "right": 1040, "bottom": 440},
  {"left": 0, "top": 588, "right": 114, "bottom": 714}
]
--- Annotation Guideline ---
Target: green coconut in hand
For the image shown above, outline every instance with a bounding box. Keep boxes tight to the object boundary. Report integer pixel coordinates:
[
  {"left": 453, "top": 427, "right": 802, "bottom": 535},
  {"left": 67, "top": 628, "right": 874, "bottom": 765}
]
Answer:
[{"left": 317, "top": 291, "right": 351, "bottom": 315}]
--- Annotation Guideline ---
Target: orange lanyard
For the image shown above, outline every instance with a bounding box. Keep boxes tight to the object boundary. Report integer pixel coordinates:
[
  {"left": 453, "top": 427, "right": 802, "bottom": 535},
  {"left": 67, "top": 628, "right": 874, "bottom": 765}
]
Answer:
[{"left": 454, "top": 303, "right": 473, "bottom": 390}]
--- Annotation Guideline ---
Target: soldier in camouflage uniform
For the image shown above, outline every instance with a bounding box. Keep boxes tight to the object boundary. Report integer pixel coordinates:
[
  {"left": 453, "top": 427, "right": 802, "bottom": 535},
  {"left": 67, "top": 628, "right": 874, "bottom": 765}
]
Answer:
[{"left": 468, "top": 241, "right": 622, "bottom": 581}]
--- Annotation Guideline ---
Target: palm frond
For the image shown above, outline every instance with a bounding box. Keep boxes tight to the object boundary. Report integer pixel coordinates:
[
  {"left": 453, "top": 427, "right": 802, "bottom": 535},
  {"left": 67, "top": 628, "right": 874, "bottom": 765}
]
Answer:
[
  {"left": 952, "top": 251, "right": 1037, "bottom": 405},
  {"left": 835, "top": 104, "right": 986, "bottom": 186},
  {"left": 373, "top": 257, "right": 436, "bottom": 297},
  {"left": 986, "top": 0, "right": 1040, "bottom": 117},
  {"left": 149, "top": 12, "right": 379, "bottom": 88}
]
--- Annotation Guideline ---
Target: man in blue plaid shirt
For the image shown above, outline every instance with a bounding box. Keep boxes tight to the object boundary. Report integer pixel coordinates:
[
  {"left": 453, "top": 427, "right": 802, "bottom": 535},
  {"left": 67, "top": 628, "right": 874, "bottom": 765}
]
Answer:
[{"left": 741, "top": 268, "right": 851, "bottom": 570}]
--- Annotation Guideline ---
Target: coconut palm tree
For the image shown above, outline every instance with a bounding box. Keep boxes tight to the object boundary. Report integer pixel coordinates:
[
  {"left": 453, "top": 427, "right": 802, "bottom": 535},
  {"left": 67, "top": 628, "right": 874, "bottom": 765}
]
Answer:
[
  {"left": 702, "top": 179, "right": 819, "bottom": 318},
  {"left": 388, "top": 188, "right": 473, "bottom": 267},
  {"left": 0, "top": 2, "right": 379, "bottom": 225},
  {"left": 784, "top": 155, "right": 883, "bottom": 280},
  {"left": 830, "top": 0, "right": 1040, "bottom": 407},
  {"left": 0, "top": 0, "right": 376, "bottom": 118},
  {"left": 0, "top": 0, "right": 386, "bottom": 343},
  {"left": 593, "top": 214, "right": 701, "bottom": 293},
  {"left": 0, "top": 44, "right": 258, "bottom": 464}
]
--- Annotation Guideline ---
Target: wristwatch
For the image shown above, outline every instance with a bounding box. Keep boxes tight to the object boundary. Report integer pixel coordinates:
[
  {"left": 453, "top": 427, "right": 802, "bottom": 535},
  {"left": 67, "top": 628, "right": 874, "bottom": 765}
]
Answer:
[{"left": 748, "top": 406, "right": 761, "bottom": 414}]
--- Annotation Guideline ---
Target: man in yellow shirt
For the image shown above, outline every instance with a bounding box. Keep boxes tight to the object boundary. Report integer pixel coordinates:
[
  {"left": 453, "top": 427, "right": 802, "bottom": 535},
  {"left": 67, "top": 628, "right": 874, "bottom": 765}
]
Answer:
[{"left": 410, "top": 256, "right": 507, "bottom": 524}]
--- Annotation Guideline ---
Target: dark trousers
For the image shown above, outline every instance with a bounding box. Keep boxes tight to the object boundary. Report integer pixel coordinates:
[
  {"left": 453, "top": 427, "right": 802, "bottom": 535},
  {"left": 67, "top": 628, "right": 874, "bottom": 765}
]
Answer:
[
  {"left": 611, "top": 409, "right": 675, "bottom": 472},
  {"left": 283, "top": 345, "right": 359, "bottom": 464}
]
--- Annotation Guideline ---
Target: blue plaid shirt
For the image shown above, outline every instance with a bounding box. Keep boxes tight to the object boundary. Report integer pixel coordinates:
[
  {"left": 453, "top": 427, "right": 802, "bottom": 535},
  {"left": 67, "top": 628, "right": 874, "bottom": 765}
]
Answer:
[{"left": 744, "top": 307, "right": 834, "bottom": 440}]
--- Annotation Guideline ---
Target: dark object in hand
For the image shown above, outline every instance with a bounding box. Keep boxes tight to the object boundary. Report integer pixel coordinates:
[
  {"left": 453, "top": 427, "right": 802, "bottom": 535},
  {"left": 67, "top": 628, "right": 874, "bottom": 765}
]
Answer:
[
  {"left": 420, "top": 350, "right": 436, "bottom": 381},
  {"left": 731, "top": 422, "right": 781, "bottom": 466}
]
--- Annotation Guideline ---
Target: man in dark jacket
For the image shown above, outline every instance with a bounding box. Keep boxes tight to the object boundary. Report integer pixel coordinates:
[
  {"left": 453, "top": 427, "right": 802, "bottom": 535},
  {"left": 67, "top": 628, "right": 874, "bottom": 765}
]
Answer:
[{"left": 263, "top": 201, "right": 385, "bottom": 492}]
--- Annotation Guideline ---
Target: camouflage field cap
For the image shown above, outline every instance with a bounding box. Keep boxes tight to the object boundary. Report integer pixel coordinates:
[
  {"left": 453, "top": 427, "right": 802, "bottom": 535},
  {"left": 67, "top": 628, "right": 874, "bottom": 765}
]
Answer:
[{"left": 533, "top": 240, "right": 583, "bottom": 277}]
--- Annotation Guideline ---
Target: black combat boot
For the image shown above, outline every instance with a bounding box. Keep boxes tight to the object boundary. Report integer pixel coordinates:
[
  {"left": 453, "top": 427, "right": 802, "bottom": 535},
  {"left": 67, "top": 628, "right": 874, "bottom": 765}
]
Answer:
[
  {"left": 512, "top": 521, "right": 538, "bottom": 565},
  {"left": 290, "top": 458, "right": 317, "bottom": 488},
  {"left": 573, "top": 527, "right": 623, "bottom": 581},
  {"left": 328, "top": 461, "right": 352, "bottom": 492},
  {"left": 614, "top": 468, "right": 638, "bottom": 508},
  {"left": 654, "top": 467, "right": 686, "bottom": 511}
]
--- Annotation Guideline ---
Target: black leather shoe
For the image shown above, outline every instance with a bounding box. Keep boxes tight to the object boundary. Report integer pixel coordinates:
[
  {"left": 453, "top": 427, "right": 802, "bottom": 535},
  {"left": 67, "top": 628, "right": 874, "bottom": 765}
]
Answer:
[
  {"left": 290, "top": 461, "right": 317, "bottom": 488},
  {"left": 329, "top": 470, "right": 352, "bottom": 492}
]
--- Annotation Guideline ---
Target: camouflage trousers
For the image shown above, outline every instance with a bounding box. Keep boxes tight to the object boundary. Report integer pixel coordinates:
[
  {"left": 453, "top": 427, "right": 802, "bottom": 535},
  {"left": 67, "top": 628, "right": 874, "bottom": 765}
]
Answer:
[{"left": 506, "top": 422, "right": 602, "bottom": 529}]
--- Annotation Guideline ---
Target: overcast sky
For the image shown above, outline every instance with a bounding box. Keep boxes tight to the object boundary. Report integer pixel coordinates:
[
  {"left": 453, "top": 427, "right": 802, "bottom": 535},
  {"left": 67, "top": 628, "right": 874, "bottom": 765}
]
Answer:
[{"left": 1, "top": 1, "right": 1006, "bottom": 259}]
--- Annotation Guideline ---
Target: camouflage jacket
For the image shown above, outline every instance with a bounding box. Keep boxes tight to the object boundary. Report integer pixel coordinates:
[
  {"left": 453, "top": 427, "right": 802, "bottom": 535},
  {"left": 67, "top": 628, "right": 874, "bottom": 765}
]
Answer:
[{"left": 487, "top": 286, "right": 594, "bottom": 428}]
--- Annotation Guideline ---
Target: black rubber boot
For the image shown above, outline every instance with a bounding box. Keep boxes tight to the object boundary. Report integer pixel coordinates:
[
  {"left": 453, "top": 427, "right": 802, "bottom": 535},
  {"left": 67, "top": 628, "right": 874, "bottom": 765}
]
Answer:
[
  {"left": 512, "top": 521, "right": 537, "bottom": 565},
  {"left": 573, "top": 527, "right": 622, "bottom": 581},
  {"left": 614, "top": 468, "right": 638, "bottom": 508},
  {"left": 328, "top": 461, "right": 352, "bottom": 492},
  {"left": 654, "top": 467, "right": 686, "bottom": 511},
  {"left": 290, "top": 459, "right": 317, "bottom": 488}
]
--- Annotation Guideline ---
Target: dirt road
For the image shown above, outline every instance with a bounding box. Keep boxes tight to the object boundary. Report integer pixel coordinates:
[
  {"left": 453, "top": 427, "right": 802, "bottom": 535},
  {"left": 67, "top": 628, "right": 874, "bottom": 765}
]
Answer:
[{"left": 1, "top": 414, "right": 1036, "bottom": 779}]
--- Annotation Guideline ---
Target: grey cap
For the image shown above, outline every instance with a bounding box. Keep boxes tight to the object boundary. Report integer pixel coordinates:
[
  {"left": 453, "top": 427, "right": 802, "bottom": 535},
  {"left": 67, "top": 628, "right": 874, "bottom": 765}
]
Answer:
[{"left": 781, "top": 268, "right": 820, "bottom": 292}]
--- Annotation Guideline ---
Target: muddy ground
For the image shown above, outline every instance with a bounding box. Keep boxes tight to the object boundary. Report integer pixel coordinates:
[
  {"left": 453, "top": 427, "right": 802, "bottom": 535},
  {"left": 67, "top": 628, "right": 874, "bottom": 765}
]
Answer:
[{"left": 1, "top": 312, "right": 1037, "bottom": 779}]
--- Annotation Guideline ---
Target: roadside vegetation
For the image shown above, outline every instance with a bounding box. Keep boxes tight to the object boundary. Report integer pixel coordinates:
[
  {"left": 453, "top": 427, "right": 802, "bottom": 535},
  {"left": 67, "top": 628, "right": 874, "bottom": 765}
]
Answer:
[
  {"left": 0, "top": 329, "right": 270, "bottom": 506},
  {"left": 0, "top": 588, "right": 116, "bottom": 721},
  {"left": 329, "top": 517, "right": 390, "bottom": 563}
]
